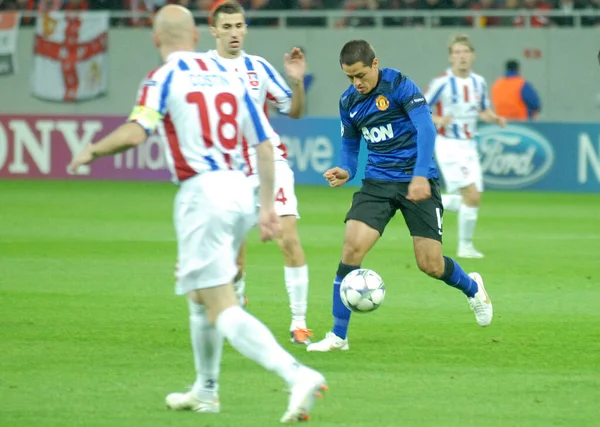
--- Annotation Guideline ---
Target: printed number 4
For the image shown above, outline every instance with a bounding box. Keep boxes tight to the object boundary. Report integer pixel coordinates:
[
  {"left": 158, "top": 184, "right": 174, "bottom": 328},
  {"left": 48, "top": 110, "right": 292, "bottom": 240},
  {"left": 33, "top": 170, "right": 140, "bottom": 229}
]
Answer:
[{"left": 276, "top": 188, "right": 287, "bottom": 205}]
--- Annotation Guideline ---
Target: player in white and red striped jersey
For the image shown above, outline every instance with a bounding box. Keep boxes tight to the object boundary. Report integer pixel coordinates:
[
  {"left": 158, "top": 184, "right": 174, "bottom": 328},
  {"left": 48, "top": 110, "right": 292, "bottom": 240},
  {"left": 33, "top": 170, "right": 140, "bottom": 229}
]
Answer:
[
  {"left": 424, "top": 34, "right": 506, "bottom": 259},
  {"left": 207, "top": 1, "right": 313, "bottom": 346},
  {"left": 131, "top": 55, "right": 265, "bottom": 182},
  {"left": 68, "top": 5, "right": 326, "bottom": 422}
]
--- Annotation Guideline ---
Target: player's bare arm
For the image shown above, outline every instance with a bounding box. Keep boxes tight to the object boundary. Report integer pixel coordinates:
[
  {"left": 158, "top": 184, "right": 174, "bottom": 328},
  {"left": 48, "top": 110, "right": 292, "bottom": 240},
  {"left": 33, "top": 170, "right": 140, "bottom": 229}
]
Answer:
[
  {"left": 479, "top": 109, "right": 507, "bottom": 127},
  {"left": 323, "top": 167, "right": 350, "bottom": 188},
  {"left": 255, "top": 140, "right": 281, "bottom": 242},
  {"left": 284, "top": 47, "right": 306, "bottom": 119},
  {"left": 69, "top": 122, "right": 147, "bottom": 173}
]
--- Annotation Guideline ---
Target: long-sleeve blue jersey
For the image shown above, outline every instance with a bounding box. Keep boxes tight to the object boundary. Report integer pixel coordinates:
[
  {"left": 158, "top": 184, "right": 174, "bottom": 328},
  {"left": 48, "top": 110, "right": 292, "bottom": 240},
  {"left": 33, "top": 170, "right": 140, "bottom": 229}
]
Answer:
[{"left": 339, "top": 68, "right": 438, "bottom": 182}]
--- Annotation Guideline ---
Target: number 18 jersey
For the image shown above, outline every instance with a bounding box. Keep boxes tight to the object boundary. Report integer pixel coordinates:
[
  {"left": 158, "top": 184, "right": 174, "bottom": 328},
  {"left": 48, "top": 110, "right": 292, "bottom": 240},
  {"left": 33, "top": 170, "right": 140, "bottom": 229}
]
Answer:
[{"left": 127, "top": 51, "right": 275, "bottom": 184}]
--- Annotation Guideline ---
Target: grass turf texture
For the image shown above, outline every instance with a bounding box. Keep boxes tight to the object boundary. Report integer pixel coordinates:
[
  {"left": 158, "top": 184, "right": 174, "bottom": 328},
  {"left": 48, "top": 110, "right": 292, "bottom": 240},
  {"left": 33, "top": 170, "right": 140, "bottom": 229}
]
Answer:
[{"left": 1, "top": 180, "right": 599, "bottom": 427}]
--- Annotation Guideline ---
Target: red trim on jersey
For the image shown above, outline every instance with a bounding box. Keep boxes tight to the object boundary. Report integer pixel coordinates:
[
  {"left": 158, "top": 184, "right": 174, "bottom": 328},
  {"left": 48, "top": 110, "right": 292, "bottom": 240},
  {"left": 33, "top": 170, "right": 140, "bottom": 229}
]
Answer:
[
  {"left": 195, "top": 58, "right": 208, "bottom": 71},
  {"left": 223, "top": 153, "right": 233, "bottom": 170},
  {"left": 464, "top": 124, "right": 472, "bottom": 139},
  {"left": 138, "top": 68, "right": 159, "bottom": 106},
  {"left": 242, "top": 138, "right": 253, "bottom": 175},
  {"left": 265, "top": 92, "right": 278, "bottom": 116},
  {"left": 164, "top": 114, "right": 196, "bottom": 181},
  {"left": 463, "top": 85, "right": 470, "bottom": 102},
  {"left": 436, "top": 102, "right": 446, "bottom": 136},
  {"left": 261, "top": 97, "right": 288, "bottom": 159},
  {"left": 278, "top": 141, "right": 288, "bottom": 159}
]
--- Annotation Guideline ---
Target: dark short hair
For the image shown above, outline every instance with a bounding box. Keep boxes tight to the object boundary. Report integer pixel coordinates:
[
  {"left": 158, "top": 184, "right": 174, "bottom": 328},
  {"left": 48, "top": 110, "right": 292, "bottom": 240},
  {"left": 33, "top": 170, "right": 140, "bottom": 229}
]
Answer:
[
  {"left": 210, "top": 1, "right": 245, "bottom": 27},
  {"left": 506, "top": 60, "right": 519, "bottom": 72},
  {"left": 339, "top": 40, "right": 376, "bottom": 67}
]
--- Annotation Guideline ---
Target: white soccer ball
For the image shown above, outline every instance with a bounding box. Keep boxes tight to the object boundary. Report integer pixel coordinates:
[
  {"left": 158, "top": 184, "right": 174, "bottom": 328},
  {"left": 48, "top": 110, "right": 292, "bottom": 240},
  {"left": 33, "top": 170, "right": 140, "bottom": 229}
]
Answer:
[{"left": 339, "top": 269, "right": 386, "bottom": 313}]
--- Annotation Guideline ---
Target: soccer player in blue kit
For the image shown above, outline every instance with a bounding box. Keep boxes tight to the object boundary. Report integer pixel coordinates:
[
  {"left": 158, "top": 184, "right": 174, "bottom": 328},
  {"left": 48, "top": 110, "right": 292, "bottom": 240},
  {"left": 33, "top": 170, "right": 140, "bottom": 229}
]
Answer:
[{"left": 307, "top": 40, "right": 494, "bottom": 352}]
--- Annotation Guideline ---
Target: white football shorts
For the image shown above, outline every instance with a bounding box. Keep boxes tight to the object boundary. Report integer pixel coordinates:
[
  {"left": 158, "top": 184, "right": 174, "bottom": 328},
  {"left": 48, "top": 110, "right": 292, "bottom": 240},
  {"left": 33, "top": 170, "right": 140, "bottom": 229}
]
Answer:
[
  {"left": 174, "top": 170, "right": 256, "bottom": 295},
  {"left": 248, "top": 160, "right": 299, "bottom": 218},
  {"left": 434, "top": 135, "right": 484, "bottom": 193}
]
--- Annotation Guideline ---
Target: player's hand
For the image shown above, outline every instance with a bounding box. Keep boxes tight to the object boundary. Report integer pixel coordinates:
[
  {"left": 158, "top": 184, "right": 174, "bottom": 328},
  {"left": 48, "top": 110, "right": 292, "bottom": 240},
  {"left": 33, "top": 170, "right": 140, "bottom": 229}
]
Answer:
[
  {"left": 284, "top": 47, "right": 306, "bottom": 85},
  {"left": 258, "top": 207, "right": 281, "bottom": 242},
  {"left": 323, "top": 167, "right": 350, "bottom": 187},
  {"left": 407, "top": 176, "right": 431, "bottom": 202},
  {"left": 439, "top": 116, "right": 453, "bottom": 127},
  {"left": 496, "top": 116, "right": 507, "bottom": 128},
  {"left": 69, "top": 143, "right": 97, "bottom": 174}
]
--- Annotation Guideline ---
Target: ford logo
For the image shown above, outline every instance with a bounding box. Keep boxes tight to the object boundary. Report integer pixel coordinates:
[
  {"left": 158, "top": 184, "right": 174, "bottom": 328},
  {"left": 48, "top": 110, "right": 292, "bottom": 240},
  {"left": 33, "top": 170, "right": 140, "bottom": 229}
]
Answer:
[{"left": 478, "top": 125, "right": 554, "bottom": 188}]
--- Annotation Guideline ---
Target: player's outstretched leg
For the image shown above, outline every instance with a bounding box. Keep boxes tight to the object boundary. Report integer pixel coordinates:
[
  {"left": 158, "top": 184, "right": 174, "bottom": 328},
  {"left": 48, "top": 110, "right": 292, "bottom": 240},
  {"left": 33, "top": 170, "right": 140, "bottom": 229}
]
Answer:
[
  {"left": 414, "top": 237, "right": 492, "bottom": 326},
  {"left": 277, "top": 215, "right": 312, "bottom": 345},
  {"left": 214, "top": 298, "right": 327, "bottom": 422},
  {"left": 166, "top": 300, "right": 222, "bottom": 412}
]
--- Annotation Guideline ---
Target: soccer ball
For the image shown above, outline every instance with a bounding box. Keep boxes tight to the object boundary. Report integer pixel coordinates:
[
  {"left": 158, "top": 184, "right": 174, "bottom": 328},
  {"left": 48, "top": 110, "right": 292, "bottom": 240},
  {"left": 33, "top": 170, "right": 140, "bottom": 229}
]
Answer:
[{"left": 339, "top": 269, "right": 386, "bottom": 313}]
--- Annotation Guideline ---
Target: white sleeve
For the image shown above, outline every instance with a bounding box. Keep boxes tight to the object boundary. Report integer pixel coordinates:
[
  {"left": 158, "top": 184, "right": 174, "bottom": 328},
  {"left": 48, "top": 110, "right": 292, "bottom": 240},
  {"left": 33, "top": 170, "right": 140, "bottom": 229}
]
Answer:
[{"left": 258, "top": 59, "right": 293, "bottom": 115}]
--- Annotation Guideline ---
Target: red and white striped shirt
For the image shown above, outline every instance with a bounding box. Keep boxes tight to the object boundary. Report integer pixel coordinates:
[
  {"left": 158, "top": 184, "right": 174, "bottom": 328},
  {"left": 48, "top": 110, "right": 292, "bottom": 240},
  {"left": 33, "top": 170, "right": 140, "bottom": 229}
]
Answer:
[
  {"left": 128, "top": 51, "right": 275, "bottom": 184},
  {"left": 205, "top": 49, "right": 293, "bottom": 175},
  {"left": 424, "top": 69, "right": 490, "bottom": 140}
]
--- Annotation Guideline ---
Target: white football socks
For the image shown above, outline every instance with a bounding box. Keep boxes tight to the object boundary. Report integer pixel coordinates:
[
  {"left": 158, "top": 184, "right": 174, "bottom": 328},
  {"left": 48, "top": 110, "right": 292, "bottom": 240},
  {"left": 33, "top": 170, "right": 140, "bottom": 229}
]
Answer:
[
  {"left": 284, "top": 265, "right": 308, "bottom": 330},
  {"left": 188, "top": 300, "right": 223, "bottom": 399},
  {"left": 459, "top": 204, "right": 479, "bottom": 246},
  {"left": 441, "top": 194, "right": 462, "bottom": 212},
  {"left": 215, "top": 306, "right": 303, "bottom": 387}
]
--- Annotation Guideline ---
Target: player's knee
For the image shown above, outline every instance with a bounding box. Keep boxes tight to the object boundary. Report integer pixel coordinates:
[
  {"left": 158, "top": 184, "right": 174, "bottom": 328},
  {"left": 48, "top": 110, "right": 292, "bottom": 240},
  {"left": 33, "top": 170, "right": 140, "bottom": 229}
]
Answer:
[
  {"left": 341, "top": 238, "right": 368, "bottom": 265},
  {"left": 462, "top": 185, "right": 481, "bottom": 206},
  {"left": 278, "top": 232, "right": 304, "bottom": 264},
  {"left": 464, "top": 193, "right": 480, "bottom": 206},
  {"left": 416, "top": 254, "right": 445, "bottom": 278}
]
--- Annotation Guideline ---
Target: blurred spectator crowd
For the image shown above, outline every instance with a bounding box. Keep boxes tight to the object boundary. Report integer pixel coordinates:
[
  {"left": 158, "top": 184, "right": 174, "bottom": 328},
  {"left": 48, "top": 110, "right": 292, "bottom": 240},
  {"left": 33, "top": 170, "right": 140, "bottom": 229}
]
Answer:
[{"left": 1, "top": 0, "right": 599, "bottom": 27}]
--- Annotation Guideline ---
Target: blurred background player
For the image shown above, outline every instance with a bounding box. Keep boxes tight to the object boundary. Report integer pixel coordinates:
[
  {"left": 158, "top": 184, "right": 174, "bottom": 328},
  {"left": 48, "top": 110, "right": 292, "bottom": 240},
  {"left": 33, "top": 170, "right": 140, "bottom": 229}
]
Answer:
[
  {"left": 68, "top": 5, "right": 326, "bottom": 421},
  {"left": 424, "top": 34, "right": 506, "bottom": 259},
  {"left": 207, "top": 1, "right": 312, "bottom": 345},
  {"left": 307, "top": 40, "right": 493, "bottom": 352},
  {"left": 491, "top": 59, "right": 541, "bottom": 121}
]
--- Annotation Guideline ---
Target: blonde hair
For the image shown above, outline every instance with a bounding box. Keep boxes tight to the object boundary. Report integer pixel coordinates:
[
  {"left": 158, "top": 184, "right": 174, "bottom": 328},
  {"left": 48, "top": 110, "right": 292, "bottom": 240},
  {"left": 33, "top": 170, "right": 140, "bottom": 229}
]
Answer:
[{"left": 448, "top": 34, "right": 475, "bottom": 54}]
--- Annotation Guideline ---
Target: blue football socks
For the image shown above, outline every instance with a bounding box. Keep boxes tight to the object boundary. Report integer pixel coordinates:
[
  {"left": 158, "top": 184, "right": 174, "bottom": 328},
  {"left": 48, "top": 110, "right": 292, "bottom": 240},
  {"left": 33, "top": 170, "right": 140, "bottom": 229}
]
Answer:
[
  {"left": 440, "top": 256, "right": 478, "bottom": 298},
  {"left": 332, "top": 262, "right": 359, "bottom": 339}
]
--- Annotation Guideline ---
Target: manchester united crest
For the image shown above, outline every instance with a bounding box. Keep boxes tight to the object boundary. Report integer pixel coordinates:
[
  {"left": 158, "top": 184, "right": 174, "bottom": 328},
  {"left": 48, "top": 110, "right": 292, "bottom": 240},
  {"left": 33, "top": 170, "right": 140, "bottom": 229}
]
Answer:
[{"left": 375, "top": 95, "right": 389, "bottom": 111}]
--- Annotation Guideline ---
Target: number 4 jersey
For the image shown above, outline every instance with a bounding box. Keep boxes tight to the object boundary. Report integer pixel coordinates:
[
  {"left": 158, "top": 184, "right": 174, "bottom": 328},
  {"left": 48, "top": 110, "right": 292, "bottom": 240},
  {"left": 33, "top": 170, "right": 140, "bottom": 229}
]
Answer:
[{"left": 128, "top": 51, "right": 276, "bottom": 184}]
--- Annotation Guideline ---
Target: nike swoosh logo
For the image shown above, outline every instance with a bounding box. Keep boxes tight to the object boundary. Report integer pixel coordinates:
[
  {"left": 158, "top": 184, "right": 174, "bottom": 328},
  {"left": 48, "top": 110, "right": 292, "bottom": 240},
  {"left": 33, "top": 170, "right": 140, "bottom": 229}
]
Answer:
[{"left": 349, "top": 111, "right": 357, "bottom": 118}]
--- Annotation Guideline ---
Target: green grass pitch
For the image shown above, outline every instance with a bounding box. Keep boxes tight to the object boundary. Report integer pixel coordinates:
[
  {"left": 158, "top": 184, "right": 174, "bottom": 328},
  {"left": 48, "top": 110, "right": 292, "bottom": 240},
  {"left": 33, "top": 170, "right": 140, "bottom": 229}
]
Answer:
[{"left": 1, "top": 180, "right": 599, "bottom": 427}]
